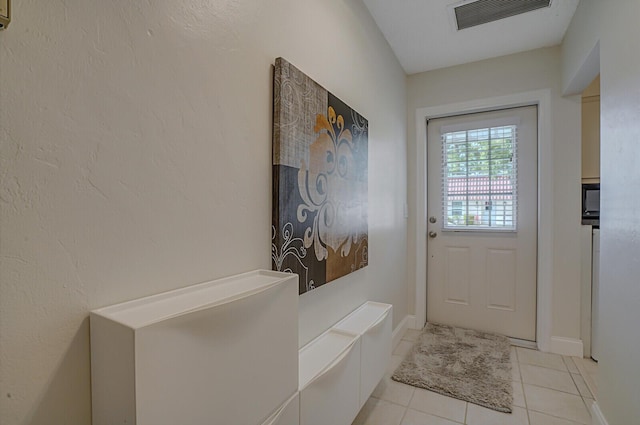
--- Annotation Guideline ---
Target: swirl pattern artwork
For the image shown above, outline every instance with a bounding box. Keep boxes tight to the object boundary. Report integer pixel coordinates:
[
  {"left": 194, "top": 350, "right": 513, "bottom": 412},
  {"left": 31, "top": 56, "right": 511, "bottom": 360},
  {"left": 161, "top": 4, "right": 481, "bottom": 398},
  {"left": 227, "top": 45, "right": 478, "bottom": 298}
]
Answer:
[{"left": 272, "top": 57, "right": 368, "bottom": 295}]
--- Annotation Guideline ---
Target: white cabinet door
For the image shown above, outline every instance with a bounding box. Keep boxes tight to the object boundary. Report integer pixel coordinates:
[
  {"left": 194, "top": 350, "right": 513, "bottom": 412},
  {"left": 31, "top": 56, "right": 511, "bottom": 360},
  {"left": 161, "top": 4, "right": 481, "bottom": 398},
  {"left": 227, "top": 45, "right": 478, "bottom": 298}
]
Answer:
[{"left": 299, "top": 331, "right": 361, "bottom": 425}]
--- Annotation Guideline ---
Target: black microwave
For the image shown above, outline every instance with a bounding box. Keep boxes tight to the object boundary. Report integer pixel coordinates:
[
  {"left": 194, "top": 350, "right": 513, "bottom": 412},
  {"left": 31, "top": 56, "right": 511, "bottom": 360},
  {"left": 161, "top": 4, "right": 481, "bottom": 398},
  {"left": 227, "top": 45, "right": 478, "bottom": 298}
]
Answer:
[{"left": 582, "top": 183, "right": 600, "bottom": 224}]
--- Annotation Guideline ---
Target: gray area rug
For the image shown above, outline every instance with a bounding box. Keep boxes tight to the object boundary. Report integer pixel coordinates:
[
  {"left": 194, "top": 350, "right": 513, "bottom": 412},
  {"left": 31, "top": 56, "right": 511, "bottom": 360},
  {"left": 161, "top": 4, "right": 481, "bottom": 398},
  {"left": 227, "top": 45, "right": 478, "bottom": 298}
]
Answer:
[{"left": 392, "top": 323, "right": 513, "bottom": 413}]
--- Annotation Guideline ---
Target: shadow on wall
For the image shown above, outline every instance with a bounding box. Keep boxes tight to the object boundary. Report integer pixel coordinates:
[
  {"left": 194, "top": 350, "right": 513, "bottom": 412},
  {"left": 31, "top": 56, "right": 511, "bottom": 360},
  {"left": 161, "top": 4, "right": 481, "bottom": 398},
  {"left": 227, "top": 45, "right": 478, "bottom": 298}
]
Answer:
[{"left": 27, "top": 318, "right": 92, "bottom": 425}]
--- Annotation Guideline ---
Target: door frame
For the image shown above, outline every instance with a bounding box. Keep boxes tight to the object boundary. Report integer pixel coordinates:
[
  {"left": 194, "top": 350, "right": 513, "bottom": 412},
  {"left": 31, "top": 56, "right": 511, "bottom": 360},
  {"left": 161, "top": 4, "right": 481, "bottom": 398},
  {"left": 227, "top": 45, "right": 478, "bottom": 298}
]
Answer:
[{"left": 414, "top": 89, "right": 553, "bottom": 352}]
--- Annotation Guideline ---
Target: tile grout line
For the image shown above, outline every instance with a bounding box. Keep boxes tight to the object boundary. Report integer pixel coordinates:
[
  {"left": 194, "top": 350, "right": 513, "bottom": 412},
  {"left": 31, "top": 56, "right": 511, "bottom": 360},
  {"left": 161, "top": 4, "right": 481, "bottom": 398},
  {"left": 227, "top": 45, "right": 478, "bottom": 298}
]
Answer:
[
  {"left": 580, "top": 396, "right": 594, "bottom": 421},
  {"left": 397, "top": 402, "right": 408, "bottom": 425},
  {"left": 372, "top": 395, "right": 412, "bottom": 410},
  {"left": 516, "top": 380, "right": 531, "bottom": 421},
  {"left": 517, "top": 356, "right": 529, "bottom": 408},
  {"left": 463, "top": 401, "right": 468, "bottom": 424},
  {"left": 574, "top": 357, "right": 598, "bottom": 400},
  {"left": 517, "top": 348, "right": 535, "bottom": 425},
  {"left": 569, "top": 369, "right": 594, "bottom": 399},
  {"left": 519, "top": 360, "right": 570, "bottom": 372},
  {"left": 516, "top": 346, "right": 570, "bottom": 373},
  {"left": 563, "top": 355, "right": 579, "bottom": 374},
  {"left": 526, "top": 406, "right": 590, "bottom": 425},
  {"left": 518, "top": 363, "right": 568, "bottom": 372},
  {"left": 521, "top": 381, "right": 582, "bottom": 397},
  {"left": 411, "top": 383, "right": 471, "bottom": 424}
]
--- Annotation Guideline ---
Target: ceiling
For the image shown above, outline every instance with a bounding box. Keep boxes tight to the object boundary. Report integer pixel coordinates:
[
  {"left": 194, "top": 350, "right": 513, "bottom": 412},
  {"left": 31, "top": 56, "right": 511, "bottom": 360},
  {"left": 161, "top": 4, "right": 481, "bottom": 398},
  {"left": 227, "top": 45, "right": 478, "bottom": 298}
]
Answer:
[{"left": 363, "top": 0, "right": 580, "bottom": 75}]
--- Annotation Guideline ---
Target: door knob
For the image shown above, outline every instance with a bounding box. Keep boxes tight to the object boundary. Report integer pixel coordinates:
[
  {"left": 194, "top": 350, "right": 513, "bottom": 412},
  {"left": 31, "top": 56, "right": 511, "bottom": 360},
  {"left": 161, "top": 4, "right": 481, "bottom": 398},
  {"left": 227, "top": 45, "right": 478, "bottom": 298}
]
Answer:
[{"left": 428, "top": 231, "right": 437, "bottom": 238}]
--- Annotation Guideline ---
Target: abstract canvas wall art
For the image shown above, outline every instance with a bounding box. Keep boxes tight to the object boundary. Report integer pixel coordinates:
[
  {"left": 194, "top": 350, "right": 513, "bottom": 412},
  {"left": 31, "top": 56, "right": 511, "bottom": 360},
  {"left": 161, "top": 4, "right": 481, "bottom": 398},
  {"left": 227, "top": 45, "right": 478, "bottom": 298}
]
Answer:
[{"left": 272, "top": 57, "right": 368, "bottom": 295}]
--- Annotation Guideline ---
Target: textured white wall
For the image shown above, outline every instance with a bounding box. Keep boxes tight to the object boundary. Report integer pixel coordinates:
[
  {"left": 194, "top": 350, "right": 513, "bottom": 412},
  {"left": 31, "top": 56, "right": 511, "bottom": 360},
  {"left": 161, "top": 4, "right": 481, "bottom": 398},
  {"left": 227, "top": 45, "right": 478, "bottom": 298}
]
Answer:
[
  {"left": 0, "top": 1, "right": 408, "bottom": 423},
  {"left": 598, "top": 3, "right": 640, "bottom": 422},
  {"left": 406, "top": 47, "right": 582, "bottom": 341},
  {"left": 563, "top": 1, "right": 640, "bottom": 423}
]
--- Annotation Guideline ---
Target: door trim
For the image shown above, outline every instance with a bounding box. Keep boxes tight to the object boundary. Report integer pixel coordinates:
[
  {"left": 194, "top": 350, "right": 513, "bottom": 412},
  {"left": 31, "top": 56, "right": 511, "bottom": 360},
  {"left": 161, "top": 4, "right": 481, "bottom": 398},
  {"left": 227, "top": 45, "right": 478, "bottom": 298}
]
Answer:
[{"left": 414, "top": 89, "right": 553, "bottom": 352}]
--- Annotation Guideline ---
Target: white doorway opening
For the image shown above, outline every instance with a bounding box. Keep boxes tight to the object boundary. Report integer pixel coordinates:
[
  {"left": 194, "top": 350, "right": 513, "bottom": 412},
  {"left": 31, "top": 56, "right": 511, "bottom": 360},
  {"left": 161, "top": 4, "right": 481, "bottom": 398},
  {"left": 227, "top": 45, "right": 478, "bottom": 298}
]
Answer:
[{"left": 413, "top": 90, "right": 553, "bottom": 351}]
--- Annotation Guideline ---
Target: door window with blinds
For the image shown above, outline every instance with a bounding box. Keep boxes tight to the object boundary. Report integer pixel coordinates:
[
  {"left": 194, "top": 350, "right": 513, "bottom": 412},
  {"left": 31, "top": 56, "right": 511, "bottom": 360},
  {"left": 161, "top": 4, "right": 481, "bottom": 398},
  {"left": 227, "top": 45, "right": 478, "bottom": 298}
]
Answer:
[{"left": 441, "top": 119, "right": 518, "bottom": 231}]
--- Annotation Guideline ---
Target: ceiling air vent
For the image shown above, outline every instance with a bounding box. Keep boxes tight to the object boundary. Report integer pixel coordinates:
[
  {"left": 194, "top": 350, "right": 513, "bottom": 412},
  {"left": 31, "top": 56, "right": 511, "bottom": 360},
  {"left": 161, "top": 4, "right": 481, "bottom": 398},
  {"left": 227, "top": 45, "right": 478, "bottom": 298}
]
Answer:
[{"left": 454, "top": 0, "right": 552, "bottom": 30}]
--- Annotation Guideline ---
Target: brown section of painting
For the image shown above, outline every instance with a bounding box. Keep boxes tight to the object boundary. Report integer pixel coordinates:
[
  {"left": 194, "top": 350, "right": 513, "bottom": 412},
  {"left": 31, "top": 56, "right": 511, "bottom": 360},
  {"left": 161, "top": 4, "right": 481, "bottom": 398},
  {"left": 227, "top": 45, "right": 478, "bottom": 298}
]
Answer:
[{"left": 326, "top": 236, "right": 368, "bottom": 282}]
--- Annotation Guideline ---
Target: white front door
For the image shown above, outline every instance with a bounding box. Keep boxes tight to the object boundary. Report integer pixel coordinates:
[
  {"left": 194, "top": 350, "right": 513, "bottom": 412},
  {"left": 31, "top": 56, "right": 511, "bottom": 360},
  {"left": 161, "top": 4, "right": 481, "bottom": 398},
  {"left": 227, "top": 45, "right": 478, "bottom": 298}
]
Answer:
[{"left": 426, "top": 106, "right": 537, "bottom": 341}]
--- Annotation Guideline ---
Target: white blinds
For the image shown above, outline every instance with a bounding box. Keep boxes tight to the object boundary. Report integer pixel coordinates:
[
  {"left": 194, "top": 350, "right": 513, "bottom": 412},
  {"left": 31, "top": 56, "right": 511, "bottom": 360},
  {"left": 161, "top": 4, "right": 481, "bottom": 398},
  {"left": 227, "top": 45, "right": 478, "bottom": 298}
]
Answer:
[{"left": 441, "top": 124, "right": 518, "bottom": 231}]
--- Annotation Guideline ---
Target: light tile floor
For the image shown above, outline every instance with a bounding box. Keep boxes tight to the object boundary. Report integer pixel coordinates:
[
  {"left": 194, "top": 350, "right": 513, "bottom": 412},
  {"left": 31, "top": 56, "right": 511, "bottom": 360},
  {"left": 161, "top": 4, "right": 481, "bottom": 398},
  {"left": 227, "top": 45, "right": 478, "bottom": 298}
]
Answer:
[{"left": 352, "top": 328, "right": 598, "bottom": 425}]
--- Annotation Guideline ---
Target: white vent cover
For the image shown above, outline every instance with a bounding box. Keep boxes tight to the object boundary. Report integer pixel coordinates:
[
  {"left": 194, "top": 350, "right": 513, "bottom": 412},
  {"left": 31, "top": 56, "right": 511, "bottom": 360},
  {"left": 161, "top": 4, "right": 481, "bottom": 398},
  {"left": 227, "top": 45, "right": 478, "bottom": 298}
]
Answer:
[{"left": 454, "top": 0, "right": 552, "bottom": 30}]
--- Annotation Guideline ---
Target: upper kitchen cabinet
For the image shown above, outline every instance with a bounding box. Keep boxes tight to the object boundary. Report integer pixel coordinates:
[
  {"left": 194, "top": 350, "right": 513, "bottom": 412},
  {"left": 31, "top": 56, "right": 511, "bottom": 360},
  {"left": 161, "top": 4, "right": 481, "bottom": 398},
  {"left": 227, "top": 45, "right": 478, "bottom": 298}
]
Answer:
[{"left": 582, "top": 76, "right": 600, "bottom": 183}]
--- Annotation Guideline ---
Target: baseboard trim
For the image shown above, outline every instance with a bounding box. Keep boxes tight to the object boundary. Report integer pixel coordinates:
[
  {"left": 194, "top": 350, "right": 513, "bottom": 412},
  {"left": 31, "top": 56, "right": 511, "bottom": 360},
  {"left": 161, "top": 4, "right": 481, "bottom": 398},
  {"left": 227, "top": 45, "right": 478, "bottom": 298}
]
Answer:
[
  {"left": 591, "top": 401, "right": 609, "bottom": 425},
  {"left": 549, "top": 336, "right": 584, "bottom": 357},
  {"left": 392, "top": 315, "right": 410, "bottom": 350},
  {"left": 509, "top": 338, "right": 537, "bottom": 349},
  {"left": 407, "top": 315, "right": 418, "bottom": 330}
]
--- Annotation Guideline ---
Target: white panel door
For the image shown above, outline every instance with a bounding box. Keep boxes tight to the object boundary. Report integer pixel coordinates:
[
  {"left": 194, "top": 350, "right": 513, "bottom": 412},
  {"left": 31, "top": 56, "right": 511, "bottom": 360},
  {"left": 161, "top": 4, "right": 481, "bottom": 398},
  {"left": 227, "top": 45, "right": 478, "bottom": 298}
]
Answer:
[{"left": 427, "top": 106, "right": 537, "bottom": 341}]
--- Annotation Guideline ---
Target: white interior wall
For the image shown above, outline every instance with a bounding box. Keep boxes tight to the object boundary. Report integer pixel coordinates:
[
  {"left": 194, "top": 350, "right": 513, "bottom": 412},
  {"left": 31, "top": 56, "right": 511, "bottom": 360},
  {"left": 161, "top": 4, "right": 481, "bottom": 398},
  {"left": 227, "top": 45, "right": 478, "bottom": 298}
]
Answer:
[
  {"left": 0, "top": 1, "right": 408, "bottom": 423},
  {"left": 562, "top": 1, "right": 640, "bottom": 423},
  {"left": 406, "top": 47, "right": 582, "bottom": 344},
  {"left": 561, "top": 0, "right": 604, "bottom": 96}
]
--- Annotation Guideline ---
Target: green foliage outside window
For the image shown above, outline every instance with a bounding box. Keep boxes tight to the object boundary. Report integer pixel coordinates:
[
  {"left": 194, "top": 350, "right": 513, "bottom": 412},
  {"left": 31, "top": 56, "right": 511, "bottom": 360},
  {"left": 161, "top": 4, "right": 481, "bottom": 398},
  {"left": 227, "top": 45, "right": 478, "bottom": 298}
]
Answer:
[{"left": 445, "top": 127, "right": 514, "bottom": 177}]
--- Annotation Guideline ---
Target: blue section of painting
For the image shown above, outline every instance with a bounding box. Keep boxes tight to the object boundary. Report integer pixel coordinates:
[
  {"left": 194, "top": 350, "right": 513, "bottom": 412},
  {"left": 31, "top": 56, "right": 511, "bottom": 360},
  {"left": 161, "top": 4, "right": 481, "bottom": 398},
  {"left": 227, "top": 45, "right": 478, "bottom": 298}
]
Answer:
[{"left": 272, "top": 164, "right": 324, "bottom": 294}]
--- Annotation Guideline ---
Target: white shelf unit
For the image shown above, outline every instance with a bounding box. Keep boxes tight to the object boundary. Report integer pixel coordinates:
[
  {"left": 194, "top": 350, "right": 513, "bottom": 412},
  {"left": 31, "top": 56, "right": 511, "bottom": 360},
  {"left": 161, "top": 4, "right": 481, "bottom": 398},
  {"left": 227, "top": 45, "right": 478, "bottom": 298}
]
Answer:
[
  {"left": 90, "top": 270, "right": 298, "bottom": 425},
  {"left": 333, "top": 302, "right": 393, "bottom": 407},
  {"left": 299, "top": 329, "right": 361, "bottom": 425},
  {"left": 298, "top": 301, "right": 392, "bottom": 425}
]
